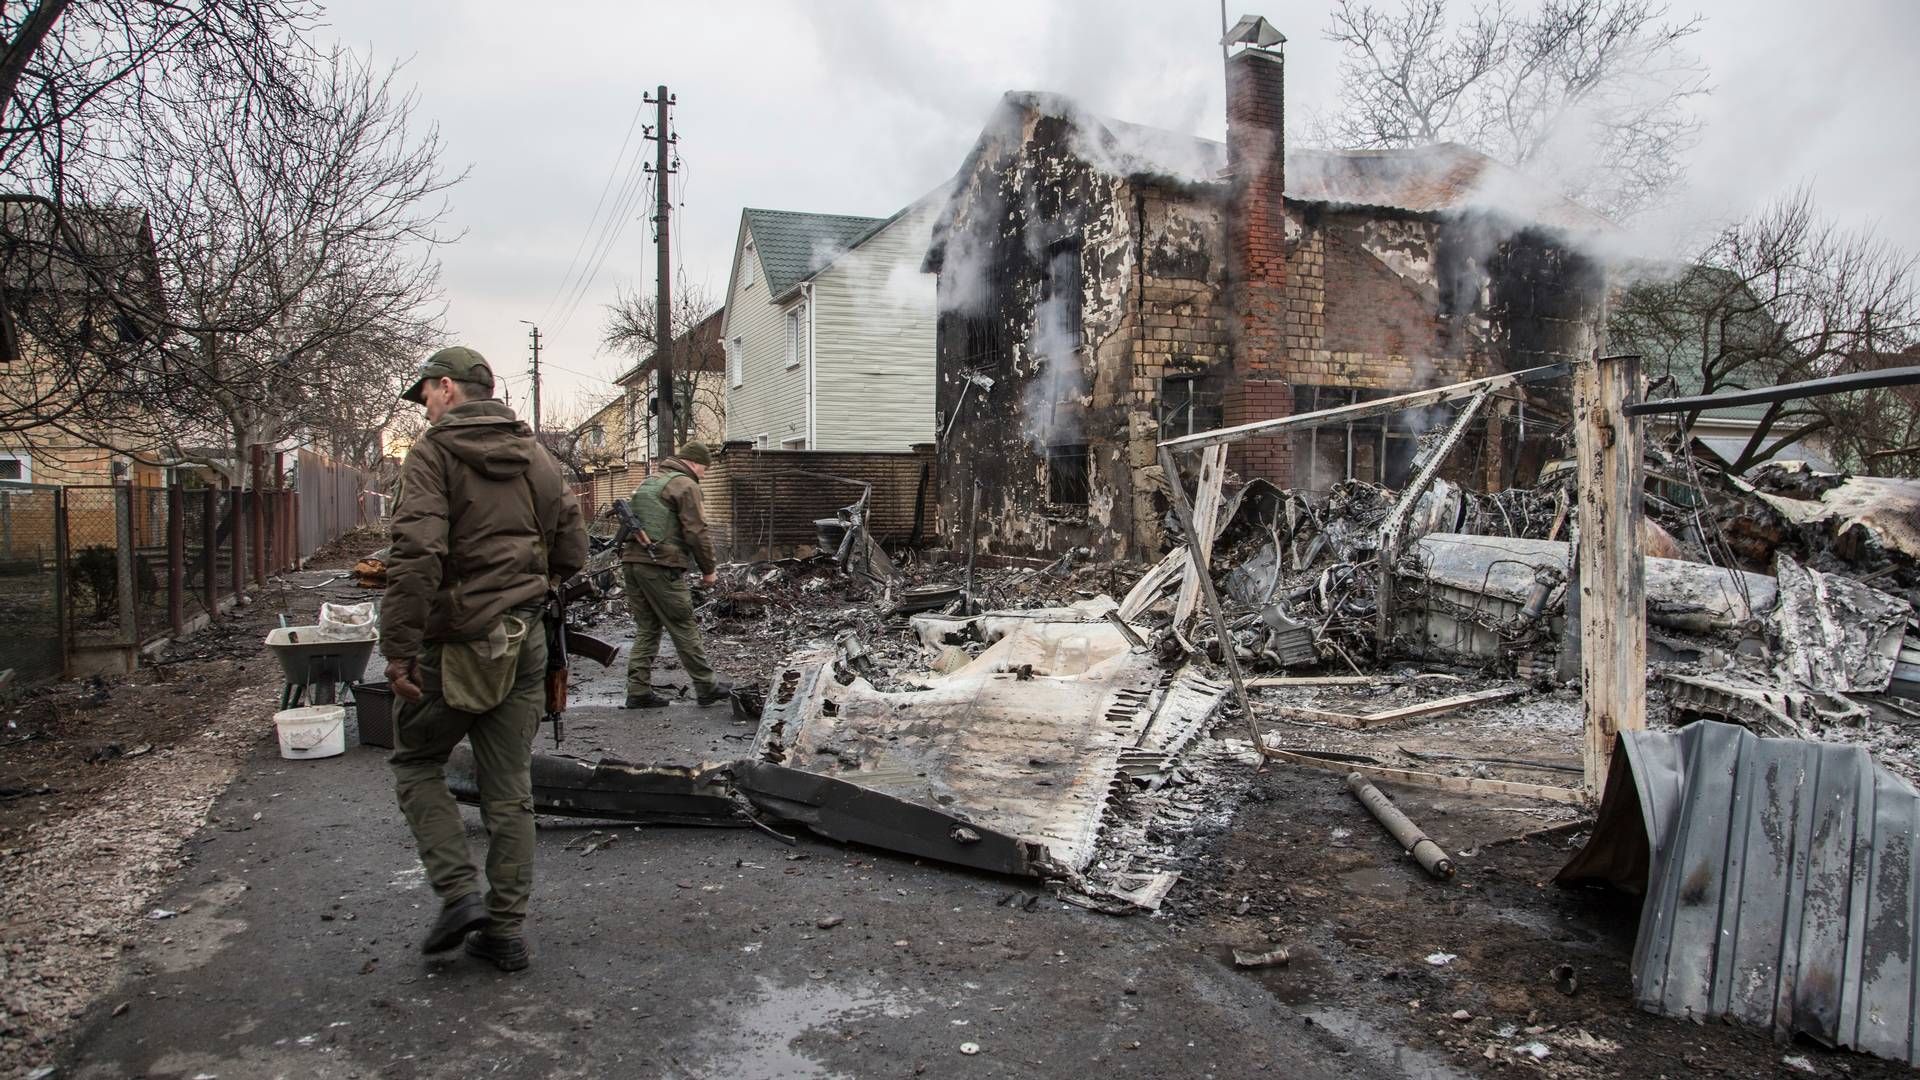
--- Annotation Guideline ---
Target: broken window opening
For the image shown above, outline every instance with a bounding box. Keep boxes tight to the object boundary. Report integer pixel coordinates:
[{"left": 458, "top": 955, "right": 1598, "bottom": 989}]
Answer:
[
  {"left": 1047, "top": 443, "right": 1090, "bottom": 506},
  {"left": 1159, "top": 374, "right": 1224, "bottom": 439},
  {"left": 1044, "top": 238, "right": 1083, "bottom": 343}
]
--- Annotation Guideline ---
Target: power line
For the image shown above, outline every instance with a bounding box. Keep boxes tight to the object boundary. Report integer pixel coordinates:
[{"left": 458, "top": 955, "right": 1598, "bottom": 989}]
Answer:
[
  {"left": 551, "top": 125, "right": 655, "bottom": 336},
  {"left": 540, "top": 93, "right": 651, "bottom": 326}
]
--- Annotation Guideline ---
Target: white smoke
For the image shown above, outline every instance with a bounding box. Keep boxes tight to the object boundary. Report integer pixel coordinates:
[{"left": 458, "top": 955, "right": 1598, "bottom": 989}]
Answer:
[{"left": 1020, "top": 246, "right": 1086, "bottom": 449}]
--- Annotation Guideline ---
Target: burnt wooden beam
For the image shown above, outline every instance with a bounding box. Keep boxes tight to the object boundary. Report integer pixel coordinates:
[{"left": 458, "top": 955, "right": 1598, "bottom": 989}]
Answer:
[
  {"left": 1574, "top": 353, "right": 1646, "bottom": 798},
  {"left": 1158, "top": 362, "right": 1570, "bottom": 451},
  {"left": 1158, "top": 444, "right": 1261, "bottom": 755}
]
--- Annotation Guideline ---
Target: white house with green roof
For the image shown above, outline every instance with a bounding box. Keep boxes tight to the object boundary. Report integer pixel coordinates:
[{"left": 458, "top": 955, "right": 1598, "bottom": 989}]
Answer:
[{"left": 718, "top": 196, "right": 939, "bottom": 452}]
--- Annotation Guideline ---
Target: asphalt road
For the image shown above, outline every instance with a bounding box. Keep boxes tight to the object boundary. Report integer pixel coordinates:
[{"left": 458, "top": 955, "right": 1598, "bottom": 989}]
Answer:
[{"left": 59, "top": 624, "right": 1448, "bottom": 1080}]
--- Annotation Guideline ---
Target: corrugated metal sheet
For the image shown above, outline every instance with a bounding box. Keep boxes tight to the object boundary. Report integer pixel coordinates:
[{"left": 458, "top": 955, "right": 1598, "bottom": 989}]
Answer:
[{"left": 1560, "top": 721, "right": 1920, "bottom": 1065}]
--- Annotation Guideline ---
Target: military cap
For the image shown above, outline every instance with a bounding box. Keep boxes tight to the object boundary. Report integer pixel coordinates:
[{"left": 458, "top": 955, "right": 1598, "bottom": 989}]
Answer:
[
  {"left": 677, "top": 443, "right": 712, "bottom": 467},
  {"left": 401, "top": 346, "right": 494, "bottom": 404}
]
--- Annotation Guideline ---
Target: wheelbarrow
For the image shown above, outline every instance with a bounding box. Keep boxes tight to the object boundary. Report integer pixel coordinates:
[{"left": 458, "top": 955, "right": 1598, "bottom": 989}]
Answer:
[{"left": 266, "top": 623, "right": 379, "bottom": 709}]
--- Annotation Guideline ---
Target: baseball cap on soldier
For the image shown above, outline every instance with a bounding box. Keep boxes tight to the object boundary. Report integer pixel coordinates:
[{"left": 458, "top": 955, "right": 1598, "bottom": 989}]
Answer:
[{"left": 401, "top": 346, "right": 495, "bottom": 404}]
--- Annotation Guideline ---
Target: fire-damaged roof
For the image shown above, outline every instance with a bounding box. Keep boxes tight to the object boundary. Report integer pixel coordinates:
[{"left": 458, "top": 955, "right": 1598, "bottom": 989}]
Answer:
[
  {"left": 741, "top": 207, "right": 886, "bottom": 299},
  {"left": 1285, "top": 143, "right": 1611, "bottom": 231},
  {"left": 927, "top": 91, "right": 1608, "bottom": 270}
]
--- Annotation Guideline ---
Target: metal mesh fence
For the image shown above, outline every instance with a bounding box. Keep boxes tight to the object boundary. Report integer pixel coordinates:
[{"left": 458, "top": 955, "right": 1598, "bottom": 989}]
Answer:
[
  {"left": 178, "top": 489, "right": 208, "bottom": 624},
  {"left": 131, "top": 485, "right": 168, "bottom": 640},
  {"left": 63, "top": 485, "right": 130, "bottom": 646},
  {"left": 0, "top": 484, "right": 63, "bottom": 684}
]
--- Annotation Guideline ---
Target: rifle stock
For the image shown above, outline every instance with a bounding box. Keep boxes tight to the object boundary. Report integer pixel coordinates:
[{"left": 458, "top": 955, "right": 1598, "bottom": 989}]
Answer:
[{"left": 564, "top": 628, "right": 619, "bottom": 667}]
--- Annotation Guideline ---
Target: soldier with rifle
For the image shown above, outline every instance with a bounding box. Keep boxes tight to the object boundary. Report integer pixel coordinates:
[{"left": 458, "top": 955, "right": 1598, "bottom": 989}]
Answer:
[
  {"left": 379, "top": 346, "right": 587, "bottom": 974},
  {"left": 618, "top": 444, "right": 732, "bottom": 709}
]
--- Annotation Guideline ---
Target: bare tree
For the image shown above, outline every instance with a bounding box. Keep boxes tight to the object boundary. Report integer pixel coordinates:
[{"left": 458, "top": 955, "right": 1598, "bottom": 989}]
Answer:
[
  {"left": 602, "top": 273, "right": 724, "bottom": 454},
  {"left": 1612, "top": 188, "right": 1920, "bottom": 472},
  {"left": 93, "top": 49, "right": 457, "bottom": 487},
  {"left": 0, "top": 0, "right": 317, "bottom": 197},
  {"left": 1315, "top": 0, "right": 1709, "bottom": 219}
]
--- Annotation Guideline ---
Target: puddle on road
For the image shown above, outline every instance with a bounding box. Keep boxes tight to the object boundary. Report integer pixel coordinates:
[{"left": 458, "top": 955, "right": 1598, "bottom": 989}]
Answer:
[
  {"left": 1338, "top": 865, "right": 1410, "bottom": 896},
  {"left": 684, "top": 976, "right": 917, "bottom": 1079}
]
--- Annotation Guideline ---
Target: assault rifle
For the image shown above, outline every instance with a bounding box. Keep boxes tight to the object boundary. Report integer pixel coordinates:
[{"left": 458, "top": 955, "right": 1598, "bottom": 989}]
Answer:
[
  {"left": 537, "top": 572, "right": 623, "bottom": 748},
  {"left": 609, "top": 499, "right": 662, "bottom": 561}
]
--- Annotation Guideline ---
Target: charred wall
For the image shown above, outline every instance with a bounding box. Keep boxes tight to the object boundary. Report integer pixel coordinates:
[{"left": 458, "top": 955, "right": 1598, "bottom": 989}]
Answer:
[{"left": 932, "top": 108, "right": 1140, "bottom": 560}]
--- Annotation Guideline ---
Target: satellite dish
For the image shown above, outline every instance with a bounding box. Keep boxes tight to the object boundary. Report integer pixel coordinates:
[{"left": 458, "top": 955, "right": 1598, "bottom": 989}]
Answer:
[{"left": 1223, "top": 14, "right": 1286, "bottom": 50}]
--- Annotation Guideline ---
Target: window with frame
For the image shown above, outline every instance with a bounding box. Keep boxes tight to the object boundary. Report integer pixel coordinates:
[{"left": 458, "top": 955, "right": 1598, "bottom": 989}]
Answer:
[
  {"left": 743, "top": 242, "right": 757, "bottom": 289},
  {"left": 1291, "top": 384, "right": 1466, "bottom": 491},
  {"left": 726, "top": 336, "right": 743, "bottom": 388},
  {"left": 0, "top": 455, "right": 24, "bottom": 482},
  {"left": 1046, "top": 444, "right": 1090, "bottom": 506},
  {"left": 784, "top": 306, "right": 806, "bottom": 369},
  {"left": 781, "top": 435, "right": 807, "bottom": 450},
  {"left": 1159, "top": 374, "right": 1223, "bottom": 439}
]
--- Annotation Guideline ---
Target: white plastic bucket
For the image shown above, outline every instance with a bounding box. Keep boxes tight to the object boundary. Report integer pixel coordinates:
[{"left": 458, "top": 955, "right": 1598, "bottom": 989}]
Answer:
[{"left": 274, "top": 705, "right": 346, "bottom": 760}]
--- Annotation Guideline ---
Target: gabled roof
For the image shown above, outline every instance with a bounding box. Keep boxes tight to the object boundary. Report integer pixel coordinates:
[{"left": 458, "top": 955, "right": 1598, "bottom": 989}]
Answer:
[
  {"left": 742, "top": 209, "right": 886, "bottom": 299},
  {"left": 0, "top": 199, "right": 164, "bottom": 302}
]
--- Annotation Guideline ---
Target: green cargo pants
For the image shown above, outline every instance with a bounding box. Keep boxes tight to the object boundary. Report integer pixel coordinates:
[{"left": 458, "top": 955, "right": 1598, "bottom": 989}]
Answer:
[
  {"left": 623, "top": 561, "right": 716, "bottom": 697},
  {"left": 388, "top": 624, "right": 546, "bottom": 937}
]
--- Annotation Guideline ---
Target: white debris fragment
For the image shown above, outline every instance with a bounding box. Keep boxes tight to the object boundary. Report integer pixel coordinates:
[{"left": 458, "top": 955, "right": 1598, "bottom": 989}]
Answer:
[
  {"left": 1782, "top": 1054, "right": 1816, "bottom": 1073},
  {"left": 145, "top": 908, "right": 177, "bottom": 920},
  {"left": 1425, "top": 952, "right": 1456, "bottom": 966},
  {"left": 959, "top": 1042, "right": 980, "bottom": 1055},
  {"left": 1513, "top": 1041, "right": 1551, "bottom": 1059}
]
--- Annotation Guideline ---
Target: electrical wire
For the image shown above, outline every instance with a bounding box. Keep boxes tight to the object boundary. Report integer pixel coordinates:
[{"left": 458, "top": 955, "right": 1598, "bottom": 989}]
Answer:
[
  {"left": 551, "top": 144, "right": 654, "bottom": 336},
  {"left": 541, "top": 93, "right": 651, "bottom": 327}
]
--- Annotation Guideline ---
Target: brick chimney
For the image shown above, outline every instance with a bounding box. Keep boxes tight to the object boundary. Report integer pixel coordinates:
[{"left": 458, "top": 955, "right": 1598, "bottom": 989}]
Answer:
[{"left": 1222, "top": 34, "right": 1292, "bottom": 483}]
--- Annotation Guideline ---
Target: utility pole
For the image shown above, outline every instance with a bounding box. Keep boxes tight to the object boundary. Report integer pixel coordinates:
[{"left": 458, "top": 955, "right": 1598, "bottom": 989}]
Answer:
[
  {"left": 644, "top": 85, "right": 679, "bottom": 461},
  {"left": 520, "top": 320, "right": 543, "bottom": 433}
]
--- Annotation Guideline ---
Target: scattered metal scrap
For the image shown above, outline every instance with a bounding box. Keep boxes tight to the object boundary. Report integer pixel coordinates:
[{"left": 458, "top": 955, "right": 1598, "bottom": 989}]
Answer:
[{"left": 1559, "top": 720, "right": 1920, "bottom": 1068}]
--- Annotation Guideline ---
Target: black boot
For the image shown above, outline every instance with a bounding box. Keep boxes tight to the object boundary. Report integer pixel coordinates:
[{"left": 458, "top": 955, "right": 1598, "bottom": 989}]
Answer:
[
  {"left": 420, "top": 892, "right": 488, "bottom": 954},
  {"left": 623, "top": 691, "right": 670, "bottom": 708},
  {"left": 694, "top": 678, "right": 735, "bottom": 707},
  {"left": 464, "top": 929, "right": 530, "bottom": 972}
]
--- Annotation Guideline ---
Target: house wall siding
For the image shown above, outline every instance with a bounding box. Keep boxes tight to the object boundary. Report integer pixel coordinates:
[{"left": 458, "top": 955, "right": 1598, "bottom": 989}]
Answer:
[
  {"left": 723, "top": 227, "right": 809, "bottom": 447},
  {"left": 811, "top": 204, "right": 939, "bottom": 452}
]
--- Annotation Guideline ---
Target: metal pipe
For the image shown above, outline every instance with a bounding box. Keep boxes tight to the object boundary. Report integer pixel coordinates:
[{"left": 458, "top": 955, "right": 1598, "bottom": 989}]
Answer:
[
  {"left": 1345, "top": 771, "right": 1455, "bottom": 879},
  {"left": 1622, "top": 363, "right": 1920, "bottom": 416}
]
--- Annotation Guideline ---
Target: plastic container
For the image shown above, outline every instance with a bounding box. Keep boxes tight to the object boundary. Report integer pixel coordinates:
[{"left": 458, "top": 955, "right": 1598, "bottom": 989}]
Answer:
[
  {"left": 351, "top": 681, "right": 396, "bottom": 749},
  {"left": 274, "top": 705, "right": 346, "bottom": 760}
]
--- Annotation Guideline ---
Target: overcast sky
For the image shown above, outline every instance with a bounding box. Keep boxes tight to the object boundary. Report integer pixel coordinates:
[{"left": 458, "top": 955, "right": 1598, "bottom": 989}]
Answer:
[{"left": 320, "top": 0, "right": 1920, "bottom": 420}]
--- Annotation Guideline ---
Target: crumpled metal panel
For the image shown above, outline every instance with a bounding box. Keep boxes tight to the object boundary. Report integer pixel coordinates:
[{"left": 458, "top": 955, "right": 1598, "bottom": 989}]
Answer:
[
  {"left": 1771, "top": 553, "right": 1910, "bottom": 695},
  {"left": 754, "top": 622, "right": 1226, "bottom": 873},
  {"left": 1560, "top": 721, "right": 1920, "bottom": 1065}
]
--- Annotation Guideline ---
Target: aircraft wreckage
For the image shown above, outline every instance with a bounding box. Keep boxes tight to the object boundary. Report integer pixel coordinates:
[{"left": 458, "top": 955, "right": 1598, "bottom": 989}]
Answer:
[{"left": 451, "top": 598, "right": 1227, "bottom": 902}]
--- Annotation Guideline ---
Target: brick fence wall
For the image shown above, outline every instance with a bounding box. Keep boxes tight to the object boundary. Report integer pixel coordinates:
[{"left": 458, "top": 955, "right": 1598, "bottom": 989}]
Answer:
[{"left": 581, "top": 447, "right": 936, "bottom": 561}]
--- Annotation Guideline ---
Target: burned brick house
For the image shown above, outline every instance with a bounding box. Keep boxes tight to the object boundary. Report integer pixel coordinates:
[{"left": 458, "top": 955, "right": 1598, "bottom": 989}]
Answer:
[{"left": 924, "top": 34, "right": 1611, "bottom": 560}]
